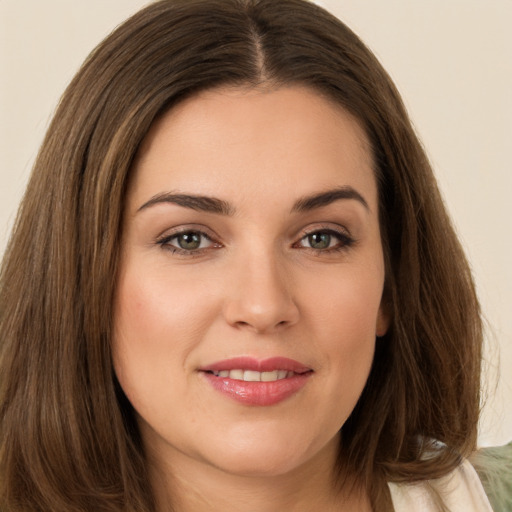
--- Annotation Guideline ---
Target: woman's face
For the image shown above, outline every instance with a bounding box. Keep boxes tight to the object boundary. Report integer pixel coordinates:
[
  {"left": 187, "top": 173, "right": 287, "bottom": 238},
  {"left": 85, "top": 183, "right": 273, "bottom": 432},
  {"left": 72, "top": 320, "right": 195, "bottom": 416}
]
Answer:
[{"left": 113, "top": 86, "right": 388, "bottom": 479}]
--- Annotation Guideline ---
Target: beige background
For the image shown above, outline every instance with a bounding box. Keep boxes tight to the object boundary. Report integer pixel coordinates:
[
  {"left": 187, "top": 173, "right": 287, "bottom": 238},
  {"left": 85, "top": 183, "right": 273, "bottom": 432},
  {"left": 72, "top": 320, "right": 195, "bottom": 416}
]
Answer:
[{"left": 0, "top": 0, "right": 510, "bottom": 446}]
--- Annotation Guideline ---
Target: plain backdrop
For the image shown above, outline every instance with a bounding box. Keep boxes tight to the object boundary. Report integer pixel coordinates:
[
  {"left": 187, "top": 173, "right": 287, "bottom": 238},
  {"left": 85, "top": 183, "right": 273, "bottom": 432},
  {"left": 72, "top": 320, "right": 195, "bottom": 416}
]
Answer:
[{"left": 0, "top": 0, "right": 510, "bottom": 447}]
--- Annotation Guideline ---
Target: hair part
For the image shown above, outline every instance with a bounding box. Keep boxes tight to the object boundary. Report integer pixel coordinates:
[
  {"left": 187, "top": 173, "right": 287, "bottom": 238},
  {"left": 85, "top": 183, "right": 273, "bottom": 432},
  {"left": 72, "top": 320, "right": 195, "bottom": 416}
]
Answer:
[{"left": 0, "top": 1, "right": 482, "bottom": 511}]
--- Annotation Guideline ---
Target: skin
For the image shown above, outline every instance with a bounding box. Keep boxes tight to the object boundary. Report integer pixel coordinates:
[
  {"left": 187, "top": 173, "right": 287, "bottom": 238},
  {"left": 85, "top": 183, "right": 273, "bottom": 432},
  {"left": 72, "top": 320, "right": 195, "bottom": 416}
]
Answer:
[{"left": 113, "top": 86, "right": 389, "bottom": 511}]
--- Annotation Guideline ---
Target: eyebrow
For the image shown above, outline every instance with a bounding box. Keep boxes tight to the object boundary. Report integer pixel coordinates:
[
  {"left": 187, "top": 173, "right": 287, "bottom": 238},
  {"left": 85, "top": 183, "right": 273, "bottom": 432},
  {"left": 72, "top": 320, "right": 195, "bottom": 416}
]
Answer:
[
  {"left": 291, "top": 186, "right": 369, "bottom": 213},
  {"left": 137, "top": 186, "right": 369, "bottom": 216},
  {"left": 138, "top": 192, "right": 235, "bottom": 215}
]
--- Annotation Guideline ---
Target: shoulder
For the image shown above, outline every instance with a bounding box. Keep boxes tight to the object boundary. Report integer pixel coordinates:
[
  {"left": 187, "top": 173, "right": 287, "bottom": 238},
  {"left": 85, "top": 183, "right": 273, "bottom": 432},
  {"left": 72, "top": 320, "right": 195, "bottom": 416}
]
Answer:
[{"left": 389, "top": 458, "right": 494, "bottom": 511}]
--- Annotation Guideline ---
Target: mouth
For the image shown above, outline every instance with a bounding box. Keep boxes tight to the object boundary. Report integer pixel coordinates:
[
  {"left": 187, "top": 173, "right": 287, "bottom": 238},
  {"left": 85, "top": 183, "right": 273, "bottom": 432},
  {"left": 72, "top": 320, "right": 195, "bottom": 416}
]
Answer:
[
  {"left": 199, "top": 357, "right": 313, "bottom": 406},
  {"left": 206, "top": 369, "right": 303, "bottom": 382}
]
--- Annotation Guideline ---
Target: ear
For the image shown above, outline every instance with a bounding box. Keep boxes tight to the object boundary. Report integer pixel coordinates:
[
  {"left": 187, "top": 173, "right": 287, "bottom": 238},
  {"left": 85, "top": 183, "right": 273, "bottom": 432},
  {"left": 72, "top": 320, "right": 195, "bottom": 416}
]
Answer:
[{"left": 375, "top": 300, "right": 391, "bottom": 338}]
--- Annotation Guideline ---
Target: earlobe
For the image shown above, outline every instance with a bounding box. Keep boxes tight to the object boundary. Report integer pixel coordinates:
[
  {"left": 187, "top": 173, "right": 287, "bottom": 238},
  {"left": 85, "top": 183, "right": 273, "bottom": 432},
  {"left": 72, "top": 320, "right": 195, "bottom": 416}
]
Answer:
[{"left": 376, "top": 304, "right": 391, "bottom": 338}]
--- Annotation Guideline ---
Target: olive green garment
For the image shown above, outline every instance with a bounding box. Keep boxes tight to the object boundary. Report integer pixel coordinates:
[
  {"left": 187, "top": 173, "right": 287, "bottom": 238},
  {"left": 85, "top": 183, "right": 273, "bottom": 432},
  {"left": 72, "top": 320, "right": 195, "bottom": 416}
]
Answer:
[{"left": 472, "top": 442, "right": 512, "bottom": 512}]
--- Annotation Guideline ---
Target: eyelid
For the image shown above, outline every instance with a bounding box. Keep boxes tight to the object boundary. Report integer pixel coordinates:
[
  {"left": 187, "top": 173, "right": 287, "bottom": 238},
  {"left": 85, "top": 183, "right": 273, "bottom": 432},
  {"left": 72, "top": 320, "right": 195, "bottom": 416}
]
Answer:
[
  {"left": 155, "top": 223, "right": 220, "bottom": 241},
  {"left": 155, "top": 225, "right": 222, "bottom": 255},
  {"left": 296, "top": 222, "right": 352, "bottom": 241},
  {"left": 293, "top": 223, "right": 355, "bottom": 252}
]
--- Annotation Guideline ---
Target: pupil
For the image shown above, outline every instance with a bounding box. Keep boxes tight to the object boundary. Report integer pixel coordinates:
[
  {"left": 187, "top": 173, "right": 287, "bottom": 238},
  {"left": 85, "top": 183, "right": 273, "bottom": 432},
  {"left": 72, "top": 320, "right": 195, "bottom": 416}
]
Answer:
[
  {"left": 309, "top": 232, "right": 330, "bottom": 249},
  {"left": 178, "top": 232, "right": 201, "bottom": 250}
]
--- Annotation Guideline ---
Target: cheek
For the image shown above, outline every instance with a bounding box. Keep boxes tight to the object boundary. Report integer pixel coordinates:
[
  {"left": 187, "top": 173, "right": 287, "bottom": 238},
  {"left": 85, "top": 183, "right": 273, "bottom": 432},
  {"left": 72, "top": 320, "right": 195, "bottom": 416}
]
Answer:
[
  {"left": 114, "top": 266, "right": 217, "bottom": 353},
  {"left": 300, "top": 263, "right": 383, "bottom": 401},
  {"left": 304, "top": 263, "right": 384, "bottom": 342},
  {"left": 111, "top": 266, "right": 218, "bottom": 407}
]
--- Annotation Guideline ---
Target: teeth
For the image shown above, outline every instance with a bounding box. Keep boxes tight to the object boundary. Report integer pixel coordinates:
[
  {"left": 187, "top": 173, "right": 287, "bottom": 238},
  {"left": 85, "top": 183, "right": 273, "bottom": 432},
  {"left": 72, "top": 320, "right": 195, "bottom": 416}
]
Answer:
[
  {"left": 261, "top": 370, "right": 279, "bottom": 382},
  {"left": 243, "top": 370, "right": 261, "bottom": 382},
  {"left": 213, "top": 369, "right": 293, "bottom": 382},
  {"left": 229, "top": 369, "right": 244, "bottom": 380}
]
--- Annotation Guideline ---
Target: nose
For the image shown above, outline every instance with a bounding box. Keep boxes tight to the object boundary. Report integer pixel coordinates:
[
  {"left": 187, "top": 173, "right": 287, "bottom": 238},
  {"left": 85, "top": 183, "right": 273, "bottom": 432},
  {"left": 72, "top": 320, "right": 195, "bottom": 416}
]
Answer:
[{"left": 223, "top": 250, "right": 300, "bottom": 334}]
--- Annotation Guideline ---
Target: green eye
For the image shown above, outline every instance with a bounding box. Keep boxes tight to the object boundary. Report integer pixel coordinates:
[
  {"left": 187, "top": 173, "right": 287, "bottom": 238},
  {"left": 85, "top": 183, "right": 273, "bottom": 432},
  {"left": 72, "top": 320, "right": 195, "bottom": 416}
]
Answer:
[
  {"left": 176, "top": 232, "right": 202, "bottom": 250},
  {"left": 298, "top": 229, "right": 354, "bottom": 252},
  {"left": 307, "top": 232, "right": 332, "bottom": 250},
  {"left": 158, "top": 230, "right": 215, "bottom": 253}
]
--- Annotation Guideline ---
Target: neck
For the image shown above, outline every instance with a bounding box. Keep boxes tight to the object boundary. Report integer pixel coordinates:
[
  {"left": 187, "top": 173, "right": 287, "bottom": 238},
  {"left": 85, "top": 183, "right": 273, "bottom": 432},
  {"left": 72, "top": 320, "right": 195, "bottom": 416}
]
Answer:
[{"left": 148, "top": 437, "right": 371, "bottom": 512}]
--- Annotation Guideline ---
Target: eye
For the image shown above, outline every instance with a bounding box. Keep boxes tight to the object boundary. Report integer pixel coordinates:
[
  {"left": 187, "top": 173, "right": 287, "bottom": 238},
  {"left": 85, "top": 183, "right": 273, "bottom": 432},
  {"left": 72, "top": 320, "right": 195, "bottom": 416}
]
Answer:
[
  {"left": 157, "top": 230, "right": 218, "bottom": 253},
  {"left": 297, "top": 229, "right": 353, "bottom": 252}
]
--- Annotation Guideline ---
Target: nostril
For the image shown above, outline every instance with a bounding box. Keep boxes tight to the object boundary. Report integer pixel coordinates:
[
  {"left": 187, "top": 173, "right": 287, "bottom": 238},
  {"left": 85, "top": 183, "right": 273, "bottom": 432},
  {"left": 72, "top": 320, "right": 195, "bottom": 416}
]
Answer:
[{"left": 223, "top": 289, "right": 300, "bottom": 333}]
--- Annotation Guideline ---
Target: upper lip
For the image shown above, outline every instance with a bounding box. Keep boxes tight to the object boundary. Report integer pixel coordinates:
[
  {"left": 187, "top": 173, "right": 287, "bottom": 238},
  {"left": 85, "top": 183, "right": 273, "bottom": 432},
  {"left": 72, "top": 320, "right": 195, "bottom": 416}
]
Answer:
[{"left": 200, "top": 356, "right": 312, "bottom": 374}]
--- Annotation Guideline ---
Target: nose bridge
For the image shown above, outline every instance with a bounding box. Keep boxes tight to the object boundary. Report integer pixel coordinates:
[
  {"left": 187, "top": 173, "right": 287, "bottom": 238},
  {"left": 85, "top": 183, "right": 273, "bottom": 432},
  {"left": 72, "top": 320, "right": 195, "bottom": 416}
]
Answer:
[{"left": 223, "top": 244, "right": 299, "bottom": 333}]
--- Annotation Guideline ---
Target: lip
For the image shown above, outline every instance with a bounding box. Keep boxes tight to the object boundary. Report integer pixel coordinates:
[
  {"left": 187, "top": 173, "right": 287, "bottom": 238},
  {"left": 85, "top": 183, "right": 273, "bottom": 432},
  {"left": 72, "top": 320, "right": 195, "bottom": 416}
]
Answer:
[
  {"left": 199, "top": 357, "right": 313, "bottom": 406},
  {"left": 200, "top": 356, "right": 311, "bottom": 373}
]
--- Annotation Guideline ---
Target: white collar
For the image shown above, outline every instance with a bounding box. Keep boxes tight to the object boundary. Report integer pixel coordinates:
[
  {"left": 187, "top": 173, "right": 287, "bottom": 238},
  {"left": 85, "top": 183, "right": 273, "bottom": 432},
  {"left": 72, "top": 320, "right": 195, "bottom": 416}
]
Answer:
[{"left": 388, "top": 459, "right": 493, "bottom": 511}]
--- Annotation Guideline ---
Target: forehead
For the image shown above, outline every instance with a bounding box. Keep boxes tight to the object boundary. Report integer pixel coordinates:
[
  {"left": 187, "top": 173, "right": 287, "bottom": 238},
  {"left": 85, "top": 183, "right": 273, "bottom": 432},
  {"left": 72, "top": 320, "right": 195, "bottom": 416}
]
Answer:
[{"left": 129, "top": 85, "right": 377, "bottom": 212}]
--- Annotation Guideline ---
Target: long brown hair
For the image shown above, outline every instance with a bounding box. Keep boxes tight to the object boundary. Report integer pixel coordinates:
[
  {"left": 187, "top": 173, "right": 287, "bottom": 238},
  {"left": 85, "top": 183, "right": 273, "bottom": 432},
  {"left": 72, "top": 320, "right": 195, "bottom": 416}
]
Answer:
[{"left": 0, "top": 1, "right": 482, "bottom": 510}]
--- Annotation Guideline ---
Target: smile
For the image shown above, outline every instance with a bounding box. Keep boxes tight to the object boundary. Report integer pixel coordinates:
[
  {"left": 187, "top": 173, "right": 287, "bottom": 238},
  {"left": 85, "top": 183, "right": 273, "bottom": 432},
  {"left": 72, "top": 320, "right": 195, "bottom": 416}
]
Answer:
[
  {"left": 209, "top": 369, "right": 298, "bottom": 381},
  {"left": 200, "top": 357, "right": 313, "bottom": 406}
]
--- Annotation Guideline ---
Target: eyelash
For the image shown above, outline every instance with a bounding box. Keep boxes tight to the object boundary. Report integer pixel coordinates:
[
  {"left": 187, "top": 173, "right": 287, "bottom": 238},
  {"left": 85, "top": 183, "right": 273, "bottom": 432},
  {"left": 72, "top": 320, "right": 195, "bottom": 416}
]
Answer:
[
  {"left": 156, "top": 229, "right": 219, "bottom": 257},
  {"left": 294, "top": 228, "right": 355, "bottom": 253},
  {"left": 156, "top": 227, "right": 355, "bottom": 256}
]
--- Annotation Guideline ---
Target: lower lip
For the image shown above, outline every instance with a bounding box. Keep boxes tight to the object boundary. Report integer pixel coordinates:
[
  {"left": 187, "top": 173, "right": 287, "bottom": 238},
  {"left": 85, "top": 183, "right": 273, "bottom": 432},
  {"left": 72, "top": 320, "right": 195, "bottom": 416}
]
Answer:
[{"left": 202, "top": 372, "right": 311, "bottom": 406}]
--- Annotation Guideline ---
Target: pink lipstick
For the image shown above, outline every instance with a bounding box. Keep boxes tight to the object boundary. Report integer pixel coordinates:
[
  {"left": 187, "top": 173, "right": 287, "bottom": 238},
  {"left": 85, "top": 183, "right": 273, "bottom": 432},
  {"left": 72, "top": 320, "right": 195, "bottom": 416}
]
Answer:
[{"left": 200, "top": 357, "right": 312, "bottom": 406}]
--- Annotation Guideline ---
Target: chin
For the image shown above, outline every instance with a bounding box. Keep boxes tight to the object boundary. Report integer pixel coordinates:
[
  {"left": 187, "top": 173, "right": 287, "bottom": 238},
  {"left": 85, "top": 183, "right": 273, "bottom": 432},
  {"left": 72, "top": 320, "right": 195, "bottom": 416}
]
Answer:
[
  {"left": 210, "top": 448, "right": 307, "bottom": 478},
  {"left": 201, "top": 425, "right": 334, "bottom": 478}
]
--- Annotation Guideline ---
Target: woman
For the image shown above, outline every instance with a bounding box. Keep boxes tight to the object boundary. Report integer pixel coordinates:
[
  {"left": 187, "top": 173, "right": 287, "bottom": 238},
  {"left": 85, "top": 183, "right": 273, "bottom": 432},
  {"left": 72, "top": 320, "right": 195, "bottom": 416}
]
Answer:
[{"left": 0, "top": 0, "right": 500, "bottom": 510}]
